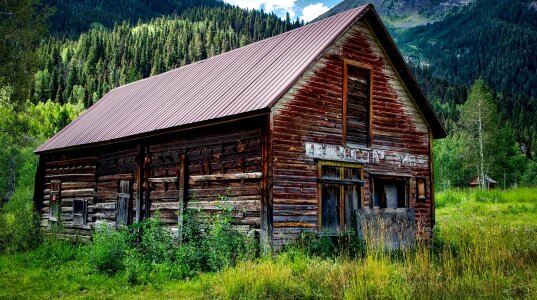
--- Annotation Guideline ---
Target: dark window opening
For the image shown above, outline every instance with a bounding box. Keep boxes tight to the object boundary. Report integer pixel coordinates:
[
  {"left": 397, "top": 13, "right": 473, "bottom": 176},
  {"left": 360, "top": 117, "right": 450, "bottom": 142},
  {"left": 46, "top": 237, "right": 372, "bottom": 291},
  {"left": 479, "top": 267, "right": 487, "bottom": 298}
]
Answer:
[
  {"left": 73, "top": 199, "right": 88, "bottom": 226},
  {"left": 49, "top": 180, "right": 61, "bottom": 224},
  {"left": 319, "top": 163, "right": 364, "bottom": 234},
  {"left": 345, "top": 64, "right": 371, "bottom": 148},
  {"left": 372, "top": 177, "right": 409, "bottom": 209}
]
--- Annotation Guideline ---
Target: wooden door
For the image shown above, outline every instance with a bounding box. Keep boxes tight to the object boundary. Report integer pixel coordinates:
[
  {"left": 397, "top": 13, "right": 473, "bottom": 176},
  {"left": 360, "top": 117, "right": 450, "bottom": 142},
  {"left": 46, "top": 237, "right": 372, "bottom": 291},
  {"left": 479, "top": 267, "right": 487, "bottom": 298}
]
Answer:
[{"left": 117, "top": 180, "right": 131, "bottom": 226}]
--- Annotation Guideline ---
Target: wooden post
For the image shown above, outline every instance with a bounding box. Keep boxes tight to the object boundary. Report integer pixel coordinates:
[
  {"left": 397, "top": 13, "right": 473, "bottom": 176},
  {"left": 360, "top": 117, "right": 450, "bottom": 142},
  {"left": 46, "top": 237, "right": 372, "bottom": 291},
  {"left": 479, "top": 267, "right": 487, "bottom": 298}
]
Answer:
[
  {"left": 144, "top": 150, "right": 151, "bottom": 220},
  {"left": 429, "top": 129, "right": 436, "bottom": 236},
  {"left": 177, "top": 154, "right": 187, "bottom": 242},
  {"left": 260, "top": 115, "right": 273, "bottom": 254}
]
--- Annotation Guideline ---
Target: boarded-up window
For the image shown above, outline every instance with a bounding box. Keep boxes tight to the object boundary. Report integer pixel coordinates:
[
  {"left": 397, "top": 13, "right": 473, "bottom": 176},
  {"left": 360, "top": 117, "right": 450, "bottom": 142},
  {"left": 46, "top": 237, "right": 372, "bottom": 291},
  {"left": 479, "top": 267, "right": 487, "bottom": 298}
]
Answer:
[
  {"left": 372, "top": 177, "right": 409, "bottom": 209},
  {"left": 417, "top": 178, "right": 426, "bottom": 201},
  {"left": 345, "top": 64, "right": 371, "bottom": 147},
  {"left": 73, "top": 199, "right": 88, "bottom": 226},
  {"left": 319, "top": 162, "right": 363, "bottom": 234},
  {"left": 117, "top": 180, "right": 131, "bottom": 226},
  {"left": 49, "top": 180, "right": 61, "bottom": 224}
]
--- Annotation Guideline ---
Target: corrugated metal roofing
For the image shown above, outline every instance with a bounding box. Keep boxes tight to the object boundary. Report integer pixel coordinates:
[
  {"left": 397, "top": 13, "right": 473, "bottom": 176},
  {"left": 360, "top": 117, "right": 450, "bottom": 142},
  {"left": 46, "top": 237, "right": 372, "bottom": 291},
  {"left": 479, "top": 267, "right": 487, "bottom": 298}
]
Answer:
[
  {"left": 37, "top": 6, "right": 370, "bottom": 153},
  {"left": 36, "top": 4, "right": 445, "bottom": 153}
]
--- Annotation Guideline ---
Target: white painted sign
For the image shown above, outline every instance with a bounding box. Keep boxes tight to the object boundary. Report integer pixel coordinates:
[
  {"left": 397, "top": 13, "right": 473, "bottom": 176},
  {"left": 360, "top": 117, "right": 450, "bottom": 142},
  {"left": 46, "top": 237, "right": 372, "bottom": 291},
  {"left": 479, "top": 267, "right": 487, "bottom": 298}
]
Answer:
[{"left": 304, "top": 142, "right": 428, "bottom": 168}]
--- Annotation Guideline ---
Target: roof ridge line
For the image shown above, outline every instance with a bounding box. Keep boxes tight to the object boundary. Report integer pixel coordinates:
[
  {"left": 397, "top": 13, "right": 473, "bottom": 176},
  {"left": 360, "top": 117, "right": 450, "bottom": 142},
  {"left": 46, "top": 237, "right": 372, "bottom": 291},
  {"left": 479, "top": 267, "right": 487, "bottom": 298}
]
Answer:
[{"left": 106, "top": 5, "right": 371, "bottom": 95}]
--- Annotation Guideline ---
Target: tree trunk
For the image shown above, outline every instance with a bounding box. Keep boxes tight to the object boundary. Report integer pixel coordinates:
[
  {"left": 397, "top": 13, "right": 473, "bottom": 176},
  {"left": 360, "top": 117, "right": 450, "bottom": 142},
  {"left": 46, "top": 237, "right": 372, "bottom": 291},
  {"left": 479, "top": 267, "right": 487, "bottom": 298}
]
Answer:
[{"left": 478, "top": 99, "right": 486, "bottom": 189}]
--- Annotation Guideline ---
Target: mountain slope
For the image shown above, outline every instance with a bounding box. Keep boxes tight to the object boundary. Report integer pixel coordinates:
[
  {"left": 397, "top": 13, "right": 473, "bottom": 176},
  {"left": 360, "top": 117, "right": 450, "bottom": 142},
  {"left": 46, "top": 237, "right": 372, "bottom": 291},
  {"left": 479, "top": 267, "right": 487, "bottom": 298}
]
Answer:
[
  {"left": 315, "top": 0, "right": 471, "bottom": 27},
  {"left": 399, "top": 0, "right": 537, "bottom": 98},
  {"left": 43, "top": 0, "right": 226, "bottom": 37},
  {"left": 34, "top": 6, "right": 301, "bottom": 107}
]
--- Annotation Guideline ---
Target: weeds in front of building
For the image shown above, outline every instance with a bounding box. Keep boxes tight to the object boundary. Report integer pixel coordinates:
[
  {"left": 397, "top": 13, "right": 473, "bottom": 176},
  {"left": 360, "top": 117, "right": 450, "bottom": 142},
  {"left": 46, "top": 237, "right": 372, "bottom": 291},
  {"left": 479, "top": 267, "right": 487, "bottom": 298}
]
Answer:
[{"left": 1, "top": 189, "right": 537, "bottom": 298}]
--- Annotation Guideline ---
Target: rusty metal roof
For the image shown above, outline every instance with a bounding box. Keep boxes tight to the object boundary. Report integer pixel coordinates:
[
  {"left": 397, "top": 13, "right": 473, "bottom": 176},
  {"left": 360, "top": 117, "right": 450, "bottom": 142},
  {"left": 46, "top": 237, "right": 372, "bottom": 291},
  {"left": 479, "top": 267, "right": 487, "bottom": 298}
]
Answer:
[{"left": 36, "top": 4, "right": 446, "bottom": 153}]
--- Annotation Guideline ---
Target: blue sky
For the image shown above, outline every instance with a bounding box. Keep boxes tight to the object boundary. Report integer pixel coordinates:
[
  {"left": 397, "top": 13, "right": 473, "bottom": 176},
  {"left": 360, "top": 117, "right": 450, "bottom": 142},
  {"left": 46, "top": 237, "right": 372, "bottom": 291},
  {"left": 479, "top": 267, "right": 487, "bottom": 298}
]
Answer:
[{"left": 224, "top": 0, "right": 342, "bottom": 22}]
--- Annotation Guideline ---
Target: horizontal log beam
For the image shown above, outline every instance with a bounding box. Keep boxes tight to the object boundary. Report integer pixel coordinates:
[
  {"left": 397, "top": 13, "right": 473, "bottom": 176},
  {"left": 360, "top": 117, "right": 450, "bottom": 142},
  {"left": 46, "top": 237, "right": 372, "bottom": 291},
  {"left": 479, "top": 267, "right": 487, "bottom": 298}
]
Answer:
[
  {"left": 62, "top": 182, "right": 96, "bottom": 189},
  {"left": 148, "top": 177, "right": 177, "bottom": 183},
  {"left": 189, "top": 172, "right": 262, "bottom": 183},
  {"left": 98, "top": 174, "right": 134, "bottom": 181},
  {"left": 61, "top": 189, "right": 95, "bottom": 197},
  {"left": 44, "top": 157, "right": 97, "bottom": 168}
]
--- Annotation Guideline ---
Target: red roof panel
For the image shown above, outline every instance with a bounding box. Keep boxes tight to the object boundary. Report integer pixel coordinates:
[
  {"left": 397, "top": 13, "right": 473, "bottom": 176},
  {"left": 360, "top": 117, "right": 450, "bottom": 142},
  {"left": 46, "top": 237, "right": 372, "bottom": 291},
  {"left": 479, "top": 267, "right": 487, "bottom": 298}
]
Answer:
[{"left": 35, "top": 5, "right": 395, "bottom": 153}]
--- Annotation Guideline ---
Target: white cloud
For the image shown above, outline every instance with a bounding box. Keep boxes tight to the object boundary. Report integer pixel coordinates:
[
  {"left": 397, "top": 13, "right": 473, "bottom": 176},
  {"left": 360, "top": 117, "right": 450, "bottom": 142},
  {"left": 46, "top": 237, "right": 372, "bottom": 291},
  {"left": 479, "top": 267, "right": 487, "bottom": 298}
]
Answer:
[
  {"left": 300, "top": 3, "right": 330, "bottom": 22},
  {"left": 225, "top": 0, "right": 297, "bottom": 17}
]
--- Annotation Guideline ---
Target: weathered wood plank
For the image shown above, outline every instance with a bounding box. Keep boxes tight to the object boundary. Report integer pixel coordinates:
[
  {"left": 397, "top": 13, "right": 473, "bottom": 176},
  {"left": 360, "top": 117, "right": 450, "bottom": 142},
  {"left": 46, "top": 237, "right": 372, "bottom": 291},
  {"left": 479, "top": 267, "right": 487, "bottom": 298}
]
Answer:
[
  {"left": 46, "top": 165, "right": 96, "bottom": 175},
  {"left": 45, "top": 173, "right": 96, "bottom": 182},
  {"left": 98, "top": 174, "right": 134, "bottom": 181},
  {"left": 188, "top": 199, "right": 260, "bottom": 211},
  {"left": 44, "top": 157, "right": 97, "bottom": 168},
  {"left": 148, "top": 177, "right": 177, "bottom": 183},
  {"left": 61, "top": 189, "right": 95, "bottom": 197},
  {"left": 189, "top": 172, "right": 262, "bottom": 183},
  {"left": 61, "top": 182, "right": 96, "bottom": 189}
]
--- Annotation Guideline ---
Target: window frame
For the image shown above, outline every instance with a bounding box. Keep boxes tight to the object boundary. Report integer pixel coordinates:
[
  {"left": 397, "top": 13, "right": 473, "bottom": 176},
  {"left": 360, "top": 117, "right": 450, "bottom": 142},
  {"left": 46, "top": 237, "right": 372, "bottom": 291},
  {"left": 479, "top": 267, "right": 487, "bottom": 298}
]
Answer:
[
  {"left": 49, "top": 180, "right": 61, "bottom": 225},
  {"left": 117, "top": 179, "right": 132, "bottom": 226},
  {"left": 342, "top": 59, "right": 374, "bottom": 148},
  {"left": 370, "top": 175, "right": 411, "bottom": 209},
  {"left": 317, "top": 160, "right": 365, "bottom": 234},
  {"left": 72, "top": 199, "right": 88, "bottom": 226},
  {"left": 416, "top": 177, "right": 427, "bottom": 201}
]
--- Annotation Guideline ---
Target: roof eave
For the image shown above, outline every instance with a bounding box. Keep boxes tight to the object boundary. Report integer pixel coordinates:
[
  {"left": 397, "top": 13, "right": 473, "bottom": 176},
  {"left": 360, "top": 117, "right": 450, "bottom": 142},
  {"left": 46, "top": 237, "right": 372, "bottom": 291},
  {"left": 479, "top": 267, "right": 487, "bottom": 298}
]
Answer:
[{"left": 35, "top": 108, "right": 270, "bottom": 155}]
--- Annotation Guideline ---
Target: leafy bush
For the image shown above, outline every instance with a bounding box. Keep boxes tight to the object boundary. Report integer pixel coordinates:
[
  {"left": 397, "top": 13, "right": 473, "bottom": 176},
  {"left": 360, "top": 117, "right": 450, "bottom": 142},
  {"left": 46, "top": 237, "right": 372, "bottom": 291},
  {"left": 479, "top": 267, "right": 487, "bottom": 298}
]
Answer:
[
  {"left": 201, "top": 202, "right": 257, "bottom": 271},
  {"left": 471, "top": 189, "right": 505, "bottom": 203},
  {"left": 136, "top": 215, "right": 175, "bottom": 264},
  {"left": 521, "top": 160, "right": 537, "bottom": 186},
  {"left": 0, "top": 146, "right": 41, "bottom": 253},
  {"left": 435, "top": 189, "right": 463, "bottom": 208},
  {"left": 85, "top": 198, "right": 258, "bottom": 283},
  {"left": 89, "top": 224, "right": 130, "bottom": 274}
]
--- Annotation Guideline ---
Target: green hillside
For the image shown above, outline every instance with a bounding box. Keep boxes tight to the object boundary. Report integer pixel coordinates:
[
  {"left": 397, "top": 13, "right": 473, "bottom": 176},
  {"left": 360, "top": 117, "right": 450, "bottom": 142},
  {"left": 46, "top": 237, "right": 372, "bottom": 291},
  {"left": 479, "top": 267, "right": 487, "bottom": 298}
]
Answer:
[
  {"left": 34, "top": 6, "right": 301, "bottom": 107},
  {"left": 43, "top": 0, "right": 227, "bottom": 37},
  {"left": 400, "top": 0, "right": 537, "bottom": 98},
  {"left": 400, "top": 0, "right": 537, "bottom": 161}
]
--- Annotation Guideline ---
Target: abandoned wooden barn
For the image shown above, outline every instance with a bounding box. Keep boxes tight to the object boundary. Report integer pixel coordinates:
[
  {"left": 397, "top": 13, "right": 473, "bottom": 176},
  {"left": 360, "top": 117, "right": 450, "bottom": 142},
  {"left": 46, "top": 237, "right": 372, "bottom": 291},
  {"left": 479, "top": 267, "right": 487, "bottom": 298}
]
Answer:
[{"left": 34, "top": 4, "right": 447, "bottom": 248}]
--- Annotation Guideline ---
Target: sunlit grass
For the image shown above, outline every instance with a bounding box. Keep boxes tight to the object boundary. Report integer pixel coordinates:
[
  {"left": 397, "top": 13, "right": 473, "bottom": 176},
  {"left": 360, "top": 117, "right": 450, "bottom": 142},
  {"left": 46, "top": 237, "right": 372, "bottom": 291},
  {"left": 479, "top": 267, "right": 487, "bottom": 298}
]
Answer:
[{"left": 1, "top": 188, "right": 537, "bottom": 299}]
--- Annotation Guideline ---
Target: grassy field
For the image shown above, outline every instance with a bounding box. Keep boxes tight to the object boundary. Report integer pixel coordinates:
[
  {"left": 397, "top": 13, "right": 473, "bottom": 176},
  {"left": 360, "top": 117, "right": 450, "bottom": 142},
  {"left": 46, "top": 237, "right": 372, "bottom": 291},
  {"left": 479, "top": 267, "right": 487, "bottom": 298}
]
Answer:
[{"left": 1, "top": 188, "right": 537, "bottom": 299}]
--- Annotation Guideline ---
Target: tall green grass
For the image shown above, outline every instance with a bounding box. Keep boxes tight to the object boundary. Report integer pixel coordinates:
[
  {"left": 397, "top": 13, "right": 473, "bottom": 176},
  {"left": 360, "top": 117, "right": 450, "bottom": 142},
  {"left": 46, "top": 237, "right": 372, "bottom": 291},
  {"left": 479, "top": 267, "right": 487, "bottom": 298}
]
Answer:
[
  {"left": 1, "top": 188, "right": 537, "bottom": 299},
  {"left": 202, "top": 188, "right": 537, "bottom": 299}
]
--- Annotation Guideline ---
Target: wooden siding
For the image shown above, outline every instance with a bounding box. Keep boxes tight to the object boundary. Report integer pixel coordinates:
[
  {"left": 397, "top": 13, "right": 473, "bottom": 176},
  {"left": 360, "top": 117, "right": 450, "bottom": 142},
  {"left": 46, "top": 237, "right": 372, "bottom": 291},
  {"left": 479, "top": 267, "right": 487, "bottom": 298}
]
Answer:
[
  {"left": 39, "top": 118, "right": 266, "bottom": 238},
  {"left": 41, "top": 154, "right": 97, "bottom": 239},
  {"left": 270, "top": 20, "right": 433, "bottom": 247}
]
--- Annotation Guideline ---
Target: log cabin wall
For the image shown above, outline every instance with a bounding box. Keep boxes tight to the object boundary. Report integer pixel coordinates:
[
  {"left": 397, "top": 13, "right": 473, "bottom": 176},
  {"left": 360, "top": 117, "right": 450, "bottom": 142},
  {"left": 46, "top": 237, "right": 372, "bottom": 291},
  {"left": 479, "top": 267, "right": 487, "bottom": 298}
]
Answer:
[
  {"left": 38, "top": 117, "right": 265, "bottom": 239},
  {"left": 95, "top": 145, "right": 138, "bottom": 228},
  {"left": 40, "top": 152, "right": 98, "bottom": 239},
  {"left": 147, "top": 118, "right": 265, "bottom": 235},
  {"left": 270, "top": 20, "right": 433, "bottom": 247}
]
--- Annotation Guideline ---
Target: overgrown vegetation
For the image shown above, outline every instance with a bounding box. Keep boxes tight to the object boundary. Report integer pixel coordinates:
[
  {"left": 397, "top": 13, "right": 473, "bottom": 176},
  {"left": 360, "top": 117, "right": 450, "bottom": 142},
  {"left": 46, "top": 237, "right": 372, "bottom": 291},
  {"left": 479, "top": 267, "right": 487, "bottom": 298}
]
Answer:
[
  {"left": 433, "top": 80, "right": 535, "bottom": 190},
  {"left": 401, "top": 0, "right": 537, "bottom": 168},
  {"left": 1, "top": 188, "right": 537, "bottom": 299},
  {"left": 1, "top": 0, "right": 537, "bottom": 298},
  {"left": 0, "top": 97, "right": 83, "bottom": 231},
  {"left": 2, "top": 203, "right": 258, "bottom": 288}
]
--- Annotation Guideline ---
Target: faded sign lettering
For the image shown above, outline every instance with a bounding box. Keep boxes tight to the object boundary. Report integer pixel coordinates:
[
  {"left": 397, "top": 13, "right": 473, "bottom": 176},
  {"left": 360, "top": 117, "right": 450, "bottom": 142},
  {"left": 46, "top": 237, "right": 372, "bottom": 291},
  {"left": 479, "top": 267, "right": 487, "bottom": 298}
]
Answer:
[{"left": 304, "top": 142, "right": 428, "bottom": 168}]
